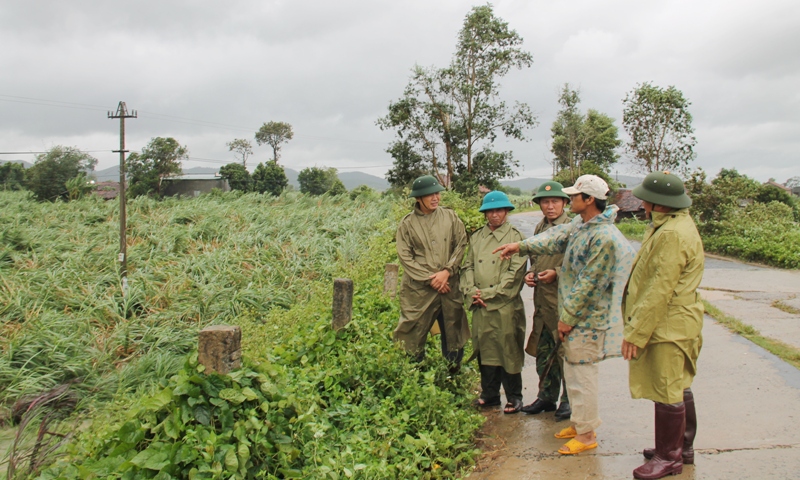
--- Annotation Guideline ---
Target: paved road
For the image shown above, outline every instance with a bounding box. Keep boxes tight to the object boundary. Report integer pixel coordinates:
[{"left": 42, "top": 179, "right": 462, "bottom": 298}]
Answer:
[{"left": 468, "top": 211, "right": 800, "bottom": 480}]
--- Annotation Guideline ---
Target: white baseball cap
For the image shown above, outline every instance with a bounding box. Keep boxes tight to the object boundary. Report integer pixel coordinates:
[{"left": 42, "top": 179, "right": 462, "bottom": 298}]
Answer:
[{"left": 562, "top": 175, "right": 609, "bottom": 200}]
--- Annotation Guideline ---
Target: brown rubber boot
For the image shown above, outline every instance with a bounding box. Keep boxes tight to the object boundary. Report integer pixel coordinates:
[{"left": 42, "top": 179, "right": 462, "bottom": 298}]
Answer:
[
  {"left": 634, "top": 402, "right": 685, "bottom": 479},
  {"left": 643, "top": 389, "right": 696, "bottom": 464}
]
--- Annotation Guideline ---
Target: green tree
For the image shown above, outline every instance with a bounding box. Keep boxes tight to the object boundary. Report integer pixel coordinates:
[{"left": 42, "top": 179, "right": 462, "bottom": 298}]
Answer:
[
  {"left": 622, "top": 82, "right": 696, "bottom": 174},
  {"left": 453, "top": 149, "right": 518, "bottom": 194},
  {"left": 385, "top": 141, "right": 429, "bottom": 190},
  {"left": 684, "top": 168, "right": 760, "bottom": 222},
  {"left": 551, "top": 84, "right": 621, "bottom": 183},
  {"left": 298, "top": 167, "right": 345, "bottom": 196},
  {"left": 785, "top": 176, "right": 800, "bottom": 189},
  {"left": 0, "top": 162, "right": 26, "bottom": 191},
  {"left": 219, "top": 163, "right": 252, "bottom": 192},
  {"left": 226, "top": 138, "right": 253, "bottom": 167},
  {"left": 255, "top": 121, "right": 294, "bottom": 163},
  {"left": 65, "top": 172, "right": 95, "bottom": 200},
  {"left": 378, "top": 4, "right": 535, "bottom": 189},
  {"left": 349, "top": 184, "right": 377, "bottom": 201},
  {"left": 126, "top": 137, "right": 187, "bottom": 197},
  {"left": 25, "top": 146, "right": 97, "bottom": 201},
  {"left": 252, "top": 161, "right": 288, "bottom": 196}
]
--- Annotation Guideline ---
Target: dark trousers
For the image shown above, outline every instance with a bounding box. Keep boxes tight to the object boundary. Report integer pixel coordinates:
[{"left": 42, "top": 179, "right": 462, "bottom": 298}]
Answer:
[
  {"left": 414, "top": 312, "right": 464, "bottom": 365},
  {"left": 479, "top": 355, "right": 523, "bottom": 402},
  {"left": 536, "top": 328, "right": 568, "bottom": 404}
]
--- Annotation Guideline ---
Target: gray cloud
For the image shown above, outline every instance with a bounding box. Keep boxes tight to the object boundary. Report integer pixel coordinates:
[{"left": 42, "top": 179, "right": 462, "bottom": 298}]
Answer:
[{"left": 1, "top": 0, "right": 798, "bottom": 182}]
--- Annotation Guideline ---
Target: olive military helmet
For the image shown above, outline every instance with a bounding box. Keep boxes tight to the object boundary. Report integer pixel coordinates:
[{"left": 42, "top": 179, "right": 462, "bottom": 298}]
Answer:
[
  {"left": 479, "top": 190, "right": 515, "bottom": 212},
  {"left": 532, "top": 181, "right": 570, "bottom": 204},
  {"left": 632, "top": 171, "right": 692, "bottom": 209},
  {"left": 409, "top": 175, "right": 446, "bottom": 198}
]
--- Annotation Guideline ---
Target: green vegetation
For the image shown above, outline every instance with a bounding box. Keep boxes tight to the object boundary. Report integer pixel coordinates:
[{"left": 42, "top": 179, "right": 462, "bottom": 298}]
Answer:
[
  {"left": 687, "top": 169, "right": 800, "bottom": 268},
  {"left": 1, "top": 190, "right": 484, "bottom": 478},
  {"left": 617, "top": 169, "right": 800, "bottom": 269},
  {"left": 771, "top": 299, "right": 800, "bottom": 315},
  {"left": 378, "top": 4, "right": 535, "bottom": 194},
  {"left": 23, "top": 147, "right": 98, "bottom": 202},
  {"left": 616, "top": 217, "right": 648, "bottom": 240},
  {"left": 702, "top": 301, "right": 800, "bottom": 370}
]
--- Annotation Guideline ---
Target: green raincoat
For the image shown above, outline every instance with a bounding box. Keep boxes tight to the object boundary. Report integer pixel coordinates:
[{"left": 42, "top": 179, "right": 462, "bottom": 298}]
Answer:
[
  {"left": 518, "top": 206, "right": 634, "bottom": 364},
  {"left": 526, "top": 211, "right": 571, "bottom": 356},
  {"left": 394, "top": 205, "right": 470, "bottom": 353},
  {"left": 460, "top": 221, "right": 527, "bottom": 374},
  {"left": 623, "top": 209, "right": 705, "bottom": 404}
]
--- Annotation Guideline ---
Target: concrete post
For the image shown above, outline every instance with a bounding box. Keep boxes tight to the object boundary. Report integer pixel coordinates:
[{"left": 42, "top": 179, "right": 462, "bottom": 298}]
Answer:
[
  {"left": 332, "top": 278, "right": 354, "bottom": 331},
  {"left": 384, "top": 263, "right": 399, "bottom": 298},
  {"left": 198, "top": 325, "right": 242, "bottom": 375}
]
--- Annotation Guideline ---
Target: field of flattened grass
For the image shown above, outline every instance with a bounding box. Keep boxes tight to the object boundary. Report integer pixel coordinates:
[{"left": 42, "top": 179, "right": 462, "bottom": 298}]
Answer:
[{"left": 1, "top": 190, "right": 484, "bottom": 479}]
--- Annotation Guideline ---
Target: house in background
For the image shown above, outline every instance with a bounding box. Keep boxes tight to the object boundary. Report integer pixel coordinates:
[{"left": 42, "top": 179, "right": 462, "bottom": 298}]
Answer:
[
  {"left": 611, "top": 189, "right": 645, "bottom": 221},
  {"left": 162, "top": 174, "right": 230, "bottom": 197}
]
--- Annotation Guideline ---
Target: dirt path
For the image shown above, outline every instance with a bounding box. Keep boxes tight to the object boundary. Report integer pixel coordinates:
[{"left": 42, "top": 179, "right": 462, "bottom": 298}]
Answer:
[{"left": 467, "top": 211, "right": 800, "bottom": 479}]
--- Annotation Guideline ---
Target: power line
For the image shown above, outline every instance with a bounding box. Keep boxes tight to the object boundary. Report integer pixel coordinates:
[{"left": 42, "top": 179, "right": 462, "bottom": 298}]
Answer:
[{"left": 1, "top": 94, "right": 388, "bottom": 144}]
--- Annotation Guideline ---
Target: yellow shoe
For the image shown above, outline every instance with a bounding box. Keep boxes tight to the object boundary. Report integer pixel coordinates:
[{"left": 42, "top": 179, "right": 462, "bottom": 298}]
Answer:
[
  {"left": 554, "top": 426, "right": 577, "bottom": 439},
  {"left": 558, "top": 438, "right": 598, "bottom": 455}
]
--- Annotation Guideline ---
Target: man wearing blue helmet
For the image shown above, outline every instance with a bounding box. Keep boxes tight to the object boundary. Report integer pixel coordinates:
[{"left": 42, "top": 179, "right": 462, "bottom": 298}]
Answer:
[{"left": 461, "top": 191, "right": 527, "bottom": 413}]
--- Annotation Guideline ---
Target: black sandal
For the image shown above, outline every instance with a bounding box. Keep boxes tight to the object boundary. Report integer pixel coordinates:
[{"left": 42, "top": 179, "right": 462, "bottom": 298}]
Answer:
[
  {"left": 472, "top": 396, "right": 501, "bottom": 408},
  {"left": 504, "top": 398, "right": 523, "bottom": 414}
]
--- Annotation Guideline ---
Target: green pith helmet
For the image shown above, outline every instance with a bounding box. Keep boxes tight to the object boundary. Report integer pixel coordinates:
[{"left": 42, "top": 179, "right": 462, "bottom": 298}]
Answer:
[
  {"left": 632, "top": 171, "right": 692, "bottom": 209},
  {"left": 409, "top": 175, "right": 446, "bottom": 198},
  {"left": 479, "top": 191, "right": 515, "bottom": 212},
  {"left": 533, "top": 181, "right": 570, "bottom": 204}
]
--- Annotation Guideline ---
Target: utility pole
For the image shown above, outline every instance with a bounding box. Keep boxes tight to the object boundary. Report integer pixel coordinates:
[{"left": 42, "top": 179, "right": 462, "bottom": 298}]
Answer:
[{"left": 108, "top": 102, "right": 137, "bottom": 291}]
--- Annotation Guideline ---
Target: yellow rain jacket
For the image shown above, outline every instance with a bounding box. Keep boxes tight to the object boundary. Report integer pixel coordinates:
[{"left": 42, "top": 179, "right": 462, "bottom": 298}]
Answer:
[{"left": 623, "top": 208, "right": 705, "bottom": 404}]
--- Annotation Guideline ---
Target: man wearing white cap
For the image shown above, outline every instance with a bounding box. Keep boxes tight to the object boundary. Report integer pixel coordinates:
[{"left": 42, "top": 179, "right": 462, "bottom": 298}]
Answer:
[{"left": 493, "top": 175, "right": 634, "bottom": 455}]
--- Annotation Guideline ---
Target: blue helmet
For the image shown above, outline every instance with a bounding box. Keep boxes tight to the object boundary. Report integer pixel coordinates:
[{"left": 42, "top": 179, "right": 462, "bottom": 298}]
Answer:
[{"left": 479, "top": 191, "right": 515, "bottom": 212}]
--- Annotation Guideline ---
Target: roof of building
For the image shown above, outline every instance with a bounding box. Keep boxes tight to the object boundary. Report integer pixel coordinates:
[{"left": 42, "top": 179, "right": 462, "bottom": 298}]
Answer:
[
  {"left": 612, "top": 189, "right": 644, "bottom": 212},
  {"left": 165, "top": 174, "right": 222, "bottom": 181},
  {"left": 763, "top": 180, "right": 792, "bottom": 193},
  {"left": 93, "top": 181, "right": 120, "bottom": 200}
]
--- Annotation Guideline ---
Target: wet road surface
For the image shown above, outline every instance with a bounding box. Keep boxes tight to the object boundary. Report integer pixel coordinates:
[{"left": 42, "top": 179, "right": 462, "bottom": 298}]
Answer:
[{"left": 467, "top": 211, "right": 800, "bottom": 479}]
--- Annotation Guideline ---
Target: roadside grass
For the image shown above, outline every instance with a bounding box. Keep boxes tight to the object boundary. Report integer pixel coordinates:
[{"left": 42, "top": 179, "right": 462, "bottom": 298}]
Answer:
[
  {"left": 702, "top": 300, "right": 800, "bottom": 370},
  {"left": 771, "top": 299, "right": 800, "bottom": 315},
  {"left": 2, "top": 190, "right": 486, "bottom": 478},
  {"left": 616, "top": 218, "right": 647, "bottom": 241}
]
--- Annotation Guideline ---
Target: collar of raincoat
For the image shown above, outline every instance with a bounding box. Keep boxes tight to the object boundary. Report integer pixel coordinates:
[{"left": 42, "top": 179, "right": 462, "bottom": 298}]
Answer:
[
  {"left": 487, "top": 219, "right": 512, "bottom": 238},
  {"left": 650, "top": 207, "right": 689, "bottom": 228},
  {"left": 575, "top": 204, "right": 619, "bottom": 228},
  {"left": 413, "top": 203, "right": 437, "bottom": 216}
]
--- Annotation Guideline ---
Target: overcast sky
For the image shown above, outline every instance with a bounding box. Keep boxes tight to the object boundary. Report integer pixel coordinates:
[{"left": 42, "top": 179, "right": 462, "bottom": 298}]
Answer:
[{"left": 1, "top": 0, "right": 798, "bottom": 182}]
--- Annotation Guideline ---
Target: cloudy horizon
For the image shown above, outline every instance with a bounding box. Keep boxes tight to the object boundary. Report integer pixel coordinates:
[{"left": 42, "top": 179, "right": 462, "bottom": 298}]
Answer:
[{"left": 1, "top": 0, "right": 798, "bottom": 183}]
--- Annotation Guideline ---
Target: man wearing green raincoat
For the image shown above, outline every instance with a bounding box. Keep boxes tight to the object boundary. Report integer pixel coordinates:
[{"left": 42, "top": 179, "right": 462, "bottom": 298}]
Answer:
[
  {"left": 461, "top": 191, "right": 527, "bottom": 413},
  {"left": 622, "top": 171, "right": 704, "bottom": 480},
  {"left": 521, "top": 181, "right": 573, "bottom": 421},
  {"left": 394, "top": 175, "right": 470, "bottom": 370},
  {"left": 494, "top": 175, "right": 634, "bottom": 456}
]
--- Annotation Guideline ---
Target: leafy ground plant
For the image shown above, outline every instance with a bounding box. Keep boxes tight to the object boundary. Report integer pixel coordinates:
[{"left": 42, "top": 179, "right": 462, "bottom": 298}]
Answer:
[{"left": 2, "top": 190, "right": 485, "bottom": 478}]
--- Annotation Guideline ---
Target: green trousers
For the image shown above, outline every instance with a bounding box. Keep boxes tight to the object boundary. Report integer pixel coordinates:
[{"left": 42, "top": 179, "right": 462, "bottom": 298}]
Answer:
[{"left": 536, "top": 328, "right": 568, "bottom": 404}]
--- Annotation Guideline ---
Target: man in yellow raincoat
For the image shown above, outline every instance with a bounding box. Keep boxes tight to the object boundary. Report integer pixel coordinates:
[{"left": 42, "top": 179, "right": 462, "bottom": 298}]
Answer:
[
  {"left": 622, "top": 171, "right": 704, "bottom": 480},
  {"left": 461, "top": 191, "right": 527, "bottom": 413},
  {"left": 394, "top": 175, "right": 470, "bottom": 372}
]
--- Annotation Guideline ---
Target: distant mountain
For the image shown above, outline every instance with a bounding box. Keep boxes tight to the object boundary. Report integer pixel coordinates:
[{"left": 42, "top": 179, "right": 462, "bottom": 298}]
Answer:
[
  {"left": 500, "top": 177, "right": 548, "bottom": 194},
  {"left": 93, "top": 165, "right": 220, "bottom": 181},
  {"left": 501, "top": 174, "right": 643, "bottom": 194},
  {"left": 338, "top": 171, "right": 388, "bottom": 191},
  {"left": 283, "top": 168, "right": 388, "bottom": 191},
  {"left": 0, "top": 159, "right": 32, "bottom": 168}
]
